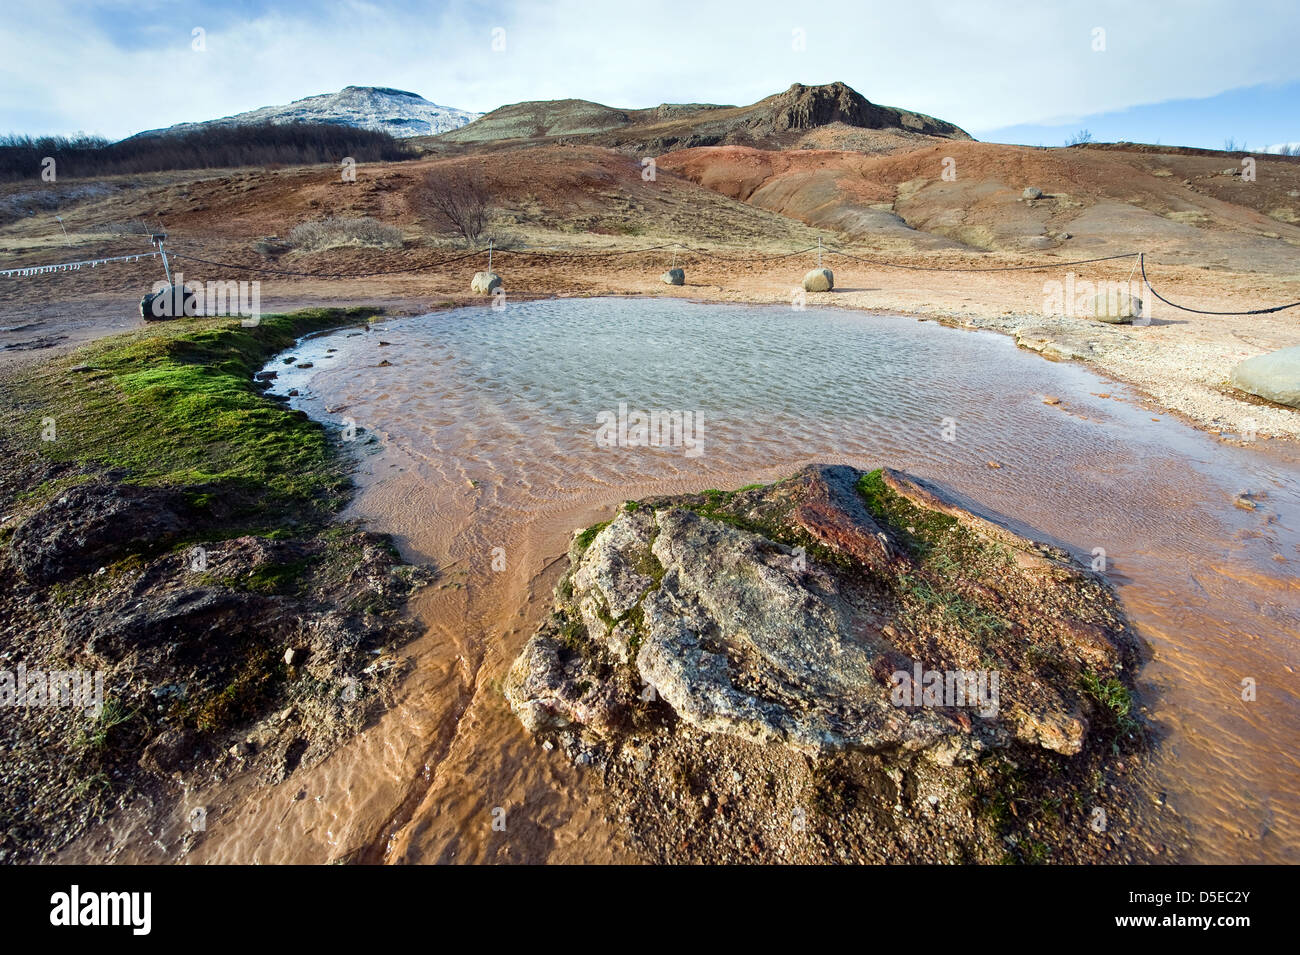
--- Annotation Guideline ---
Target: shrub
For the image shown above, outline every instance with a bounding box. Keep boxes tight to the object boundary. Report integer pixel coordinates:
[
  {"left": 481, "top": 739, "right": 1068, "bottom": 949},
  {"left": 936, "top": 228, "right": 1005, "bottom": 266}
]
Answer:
[
  {"left": 416, "top": 168, "right": 491, "bottom": 243},
  {"left": 287, "top": 216, "right": 403, "bottom": 252}
]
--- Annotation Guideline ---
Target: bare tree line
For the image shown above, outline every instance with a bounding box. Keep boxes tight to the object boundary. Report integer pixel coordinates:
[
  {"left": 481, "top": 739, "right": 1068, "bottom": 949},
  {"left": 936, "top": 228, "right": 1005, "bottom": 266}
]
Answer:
[{"left": 0, "top": 122, "right": 415, "bottom": 181}]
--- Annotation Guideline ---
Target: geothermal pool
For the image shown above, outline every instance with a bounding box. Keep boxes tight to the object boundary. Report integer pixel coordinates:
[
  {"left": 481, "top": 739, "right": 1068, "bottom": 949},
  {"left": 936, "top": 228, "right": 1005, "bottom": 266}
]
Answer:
[{"left": 221, "top": 296, "right": 1298, "bottom": 864}]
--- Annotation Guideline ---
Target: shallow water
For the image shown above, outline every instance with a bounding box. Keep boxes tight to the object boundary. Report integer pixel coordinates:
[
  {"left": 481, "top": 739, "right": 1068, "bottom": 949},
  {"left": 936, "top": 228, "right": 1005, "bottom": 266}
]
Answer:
[{"left": 219, "top": 296, "right": 1297, "bottom": 864}]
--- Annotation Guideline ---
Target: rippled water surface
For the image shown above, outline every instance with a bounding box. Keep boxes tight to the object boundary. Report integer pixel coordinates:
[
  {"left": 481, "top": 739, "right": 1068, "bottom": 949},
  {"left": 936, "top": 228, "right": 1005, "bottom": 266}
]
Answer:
[{"left": 219, "top": 297, "right": 1299, "bottom": 864}]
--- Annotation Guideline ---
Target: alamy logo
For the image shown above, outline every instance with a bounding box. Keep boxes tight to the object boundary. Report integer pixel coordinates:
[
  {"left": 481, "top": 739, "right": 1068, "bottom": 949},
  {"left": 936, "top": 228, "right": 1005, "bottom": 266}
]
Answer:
[
  {"left": 1042, "top": 273, "right": 1148, "bottom": 323},
  {"left": 890, "top": 662, "right": 999, "bottom": 717},
  {"left": 148, "top": 271, "right": 261, "bottom": 323},
  {"left": 49, "top": 885, "right": 151, "bottom": 935},
  {"left": 0, "top": 665, "right": 103, "bottom": 716},
  {"left": 595, "top": 402, "right": 704, "bottom": 458}
]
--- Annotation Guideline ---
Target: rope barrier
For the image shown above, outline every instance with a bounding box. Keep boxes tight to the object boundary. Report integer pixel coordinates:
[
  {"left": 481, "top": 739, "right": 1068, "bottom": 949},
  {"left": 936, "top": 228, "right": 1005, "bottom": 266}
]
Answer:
[
  {"left": 1138, "top": 253, "right": 1300, "bottom": 315},
  {"left": 491, "top": 243, "right": 679, "bottom": 259},
  {"left": 169, "top": 248, "right": 484, "bottom": 278},
  {"left": 0, "top": 250, "right": 161, "bottom": 278},
  {"left": 823, "top": 247, "right": 1141, "bottom": 272},
  {"left": 5, "top": 240, "right": 1299, "bottom": 316}
]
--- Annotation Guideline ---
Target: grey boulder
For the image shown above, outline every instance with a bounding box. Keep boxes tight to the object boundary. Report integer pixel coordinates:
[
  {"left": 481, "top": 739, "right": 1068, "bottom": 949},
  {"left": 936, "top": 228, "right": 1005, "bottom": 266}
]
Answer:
[
  {"left": 1229, "top": 345, "right": 1300, "bottom": 408},
  {"left": 802, "top": 268, "right": 834, "bottom": 292},
  {"left": 470, "top": 271, "right": 502, "bottom": 294}
]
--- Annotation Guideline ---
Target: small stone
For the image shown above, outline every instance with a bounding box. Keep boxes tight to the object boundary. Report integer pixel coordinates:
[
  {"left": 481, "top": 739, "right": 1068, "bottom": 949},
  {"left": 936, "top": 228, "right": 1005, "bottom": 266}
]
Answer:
[
  {"left": 1042, "top": 396, "right": 1061, "bottom": 405},
  {"left": 661, "top": 268, "right": 685, "bottom": 286},
  {"left": 1023, "top": 186, "right": 1044, "bottom": 199},
  {"left": 284, "top": 647, "right": 305, "bottom": 666},
  {"left": 296, "top": 362, "right": 314, "bottom": 369}
]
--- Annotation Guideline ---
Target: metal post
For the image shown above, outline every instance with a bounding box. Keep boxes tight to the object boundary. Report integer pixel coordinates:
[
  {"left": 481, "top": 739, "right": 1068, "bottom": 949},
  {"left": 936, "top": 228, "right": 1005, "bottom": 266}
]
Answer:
[
  {"left": 488, "top": 237, "right": 493, "bottom": 275},
  {"left": 818, "top": 236, "right": 822, "bottom": 268},
  {"left": 159, "top": 238, "right": 173, "bottom": 286}
]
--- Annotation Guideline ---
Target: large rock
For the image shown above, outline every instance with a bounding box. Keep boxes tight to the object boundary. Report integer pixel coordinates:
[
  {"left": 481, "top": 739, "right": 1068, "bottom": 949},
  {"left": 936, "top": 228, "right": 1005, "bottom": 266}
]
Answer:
[
  {"left": 1229, "top": 345, "right": 1300, "bottom": 408},
  {"left": 1015, "top": 324, "right": 1104, "bottom": 361},
  {"left": 470, "top": 271, "right": 502, "bottom": 294},
  {"left": 10, "top": 477, "right": 188, "bottom": 585},
  {"left": 802, "top": 268, "right": 834, "bottom": 292},
  {"left": 504, "top": 465, "right": 1144, "bottom": 862},
  {"left": 507, "top": 465, "right": 1136, "bottom": 758},
  {"left": 501, "top": 467, "right": 1144, "bottom": 862},
  {"left": 661, "top": 268, "right": 685, "bottom": 286},
  {"left": 1022, "top": 186, "right": 1044, "bottom": 200},
  {"left": 1090, "top": 290, "right": 1145, "bottom": 324},
  {"left": 140, "top": 284, "right": 198, "bottom": 321}
]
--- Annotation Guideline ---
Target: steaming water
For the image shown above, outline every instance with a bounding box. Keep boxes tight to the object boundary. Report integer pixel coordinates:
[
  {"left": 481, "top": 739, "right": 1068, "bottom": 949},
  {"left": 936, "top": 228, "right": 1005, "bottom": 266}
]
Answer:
[{"left": 207, "top": 297, "right": 1296, "bottom": 864}]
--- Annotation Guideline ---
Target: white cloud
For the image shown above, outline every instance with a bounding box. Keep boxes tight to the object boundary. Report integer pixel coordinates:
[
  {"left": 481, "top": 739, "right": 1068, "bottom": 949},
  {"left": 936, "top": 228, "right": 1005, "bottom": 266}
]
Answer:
[{"left": 4, "top": 0, "right": 1300, "bottom": 139}]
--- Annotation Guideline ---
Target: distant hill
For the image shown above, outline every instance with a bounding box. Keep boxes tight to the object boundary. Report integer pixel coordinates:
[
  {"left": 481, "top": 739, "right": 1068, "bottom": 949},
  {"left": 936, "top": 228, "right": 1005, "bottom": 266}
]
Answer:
[
  {"left": 437, "top": 81, "right": 971, "bottom": 152},
  {"left": 129, "top": 86, "right": 480, "bottom": 141}
]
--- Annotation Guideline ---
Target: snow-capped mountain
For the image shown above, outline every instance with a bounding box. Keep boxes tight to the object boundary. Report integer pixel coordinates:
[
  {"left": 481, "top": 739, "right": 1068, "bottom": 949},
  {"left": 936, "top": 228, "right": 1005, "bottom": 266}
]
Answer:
[{"left": 132, "top": 86, "right": 481, "bottom": 140}]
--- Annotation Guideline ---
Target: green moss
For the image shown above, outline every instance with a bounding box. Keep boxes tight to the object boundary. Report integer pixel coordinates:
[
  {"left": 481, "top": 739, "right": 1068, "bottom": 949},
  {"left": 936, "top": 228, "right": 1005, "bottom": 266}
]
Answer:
[
  {"left": 857, "top": 469, "right": 961, "bottom": 559},
  {"left": 1, "top": 308, "right": 379, "bottom": 531},
  {"left": 575, "top": 520, "right": 611, "bottom": 551},
  {"left": 222, "top": 557, "right": 314, "bottom": 596},
  {"left": 554, "top": 610, "right": 590, "bottom": 657},
  {"left": 191, "top": 645, "right": 285, "bottom": 732}
]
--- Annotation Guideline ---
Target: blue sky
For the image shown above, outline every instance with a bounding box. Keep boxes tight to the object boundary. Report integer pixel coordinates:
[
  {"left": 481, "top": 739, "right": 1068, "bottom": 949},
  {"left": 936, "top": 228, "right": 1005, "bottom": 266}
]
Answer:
[
  {"left": 981, "top": 81, "right": 1300, "bottom": 150},
  {"left": 2, "top": 0, "right": 1298, "bottom": 150}
]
